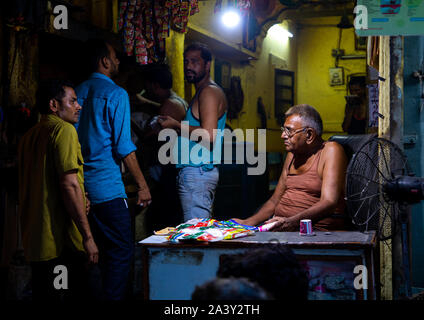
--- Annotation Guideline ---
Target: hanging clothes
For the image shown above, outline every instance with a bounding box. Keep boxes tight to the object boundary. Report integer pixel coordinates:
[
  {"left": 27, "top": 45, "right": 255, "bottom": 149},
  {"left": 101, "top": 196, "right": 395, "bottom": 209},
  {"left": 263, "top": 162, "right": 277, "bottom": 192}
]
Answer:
[
  {"left": 118, "top": 0, "right": 200, "bottom": 65},
  {"left": 237, "top": 0, "right": 251, "bottom": 16}
]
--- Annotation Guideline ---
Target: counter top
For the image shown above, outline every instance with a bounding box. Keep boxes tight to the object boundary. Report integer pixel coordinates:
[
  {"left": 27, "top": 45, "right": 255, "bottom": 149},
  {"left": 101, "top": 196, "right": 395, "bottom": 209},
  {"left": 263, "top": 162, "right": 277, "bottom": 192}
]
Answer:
[{"left": 138, "top": 231, "right": 376, "bottom": 249}]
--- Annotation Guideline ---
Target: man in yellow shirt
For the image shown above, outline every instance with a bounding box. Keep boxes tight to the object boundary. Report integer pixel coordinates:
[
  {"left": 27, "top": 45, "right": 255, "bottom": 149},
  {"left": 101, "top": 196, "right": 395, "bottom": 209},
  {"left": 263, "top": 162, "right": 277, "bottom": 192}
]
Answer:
[{"left": 18, "top": 80, "right": 98, "bottom": 301}]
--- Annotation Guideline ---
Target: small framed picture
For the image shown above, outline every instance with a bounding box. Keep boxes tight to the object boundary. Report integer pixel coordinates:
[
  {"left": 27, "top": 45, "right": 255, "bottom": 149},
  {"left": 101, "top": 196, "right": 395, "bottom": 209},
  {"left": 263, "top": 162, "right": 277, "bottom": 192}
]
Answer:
[{"left": 329, "top": 67, "right": 344, "bottom": 86}]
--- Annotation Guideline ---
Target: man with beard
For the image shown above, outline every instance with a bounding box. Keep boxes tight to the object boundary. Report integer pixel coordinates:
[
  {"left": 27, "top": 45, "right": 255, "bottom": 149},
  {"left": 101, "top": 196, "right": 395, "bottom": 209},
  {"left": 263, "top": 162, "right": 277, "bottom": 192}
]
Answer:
[
  {"left": 158, "top": 42, "right": 228, "bottom": 222},
  {"left": 75, "top": 39, "right": 151, "bottom": 300},
  {"left": 232, "top": 105, "right": 347, "bottom": 232},
  {"left": 18, "top": 80, "right": 98, "bottom": 301}
]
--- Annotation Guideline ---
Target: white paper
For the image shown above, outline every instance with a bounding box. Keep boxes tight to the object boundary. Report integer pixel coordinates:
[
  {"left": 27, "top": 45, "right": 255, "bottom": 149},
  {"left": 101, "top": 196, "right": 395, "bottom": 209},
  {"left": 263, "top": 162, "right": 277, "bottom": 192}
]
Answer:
[{"left": 138, "top": 235, "right": 169, "bottom": 244}]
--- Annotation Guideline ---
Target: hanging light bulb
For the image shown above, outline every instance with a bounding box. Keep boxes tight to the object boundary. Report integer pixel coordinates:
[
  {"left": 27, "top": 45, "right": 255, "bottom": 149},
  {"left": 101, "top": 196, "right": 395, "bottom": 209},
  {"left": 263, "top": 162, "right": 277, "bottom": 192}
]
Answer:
[
  {"left": 221, "top": 9, "right": 241, "bottom": 28},
  {"left": 267, "top": 24, "right": 293, "bottom": 39}
]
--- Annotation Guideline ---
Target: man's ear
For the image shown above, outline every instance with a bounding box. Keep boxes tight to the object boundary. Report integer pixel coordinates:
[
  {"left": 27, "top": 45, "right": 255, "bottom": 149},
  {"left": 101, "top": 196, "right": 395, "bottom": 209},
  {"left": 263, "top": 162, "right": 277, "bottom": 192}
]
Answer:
[
  {"left": 206, "top": 61, "right": 211, "bottom": 74},
  {"left": 49, "top": 98, "right": 58, "bottom": 113},
  {"left": 100, "top": 55, "right": 110, "bottom": 69},
  {"left": 306, "top": 128, "right": 315, "bottom": 144}
]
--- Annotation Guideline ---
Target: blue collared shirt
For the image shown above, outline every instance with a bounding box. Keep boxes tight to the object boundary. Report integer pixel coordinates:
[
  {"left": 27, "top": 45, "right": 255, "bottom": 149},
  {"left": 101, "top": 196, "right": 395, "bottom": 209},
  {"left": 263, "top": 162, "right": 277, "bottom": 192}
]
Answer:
[{"left": 75, "top": 72, "right": 136, "bottom": 204}]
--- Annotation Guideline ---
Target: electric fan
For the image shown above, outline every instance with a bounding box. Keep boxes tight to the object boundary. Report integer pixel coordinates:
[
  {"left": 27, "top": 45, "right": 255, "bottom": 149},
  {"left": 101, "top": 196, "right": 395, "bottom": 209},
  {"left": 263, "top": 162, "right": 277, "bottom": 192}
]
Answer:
[
  {"left": 345, "top": 136, "right": 424, "bottom": 297},
  {"left": 345, "top": 137, "right": 422, "bottom": 240}
]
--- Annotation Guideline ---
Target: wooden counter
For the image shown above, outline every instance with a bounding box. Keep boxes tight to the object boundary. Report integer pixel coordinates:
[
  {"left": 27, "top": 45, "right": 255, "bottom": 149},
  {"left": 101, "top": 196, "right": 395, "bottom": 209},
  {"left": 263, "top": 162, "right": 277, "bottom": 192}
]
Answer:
[{"left": 138, "top": 231, "right": 378, "bottom": 300}]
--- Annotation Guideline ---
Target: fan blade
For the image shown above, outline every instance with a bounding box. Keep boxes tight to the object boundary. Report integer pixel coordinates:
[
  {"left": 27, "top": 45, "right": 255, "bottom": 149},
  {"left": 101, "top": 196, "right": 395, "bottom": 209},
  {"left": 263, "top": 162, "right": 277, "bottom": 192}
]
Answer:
[{"left": 356, "top": 150, "right": 391, "bottom": 183}]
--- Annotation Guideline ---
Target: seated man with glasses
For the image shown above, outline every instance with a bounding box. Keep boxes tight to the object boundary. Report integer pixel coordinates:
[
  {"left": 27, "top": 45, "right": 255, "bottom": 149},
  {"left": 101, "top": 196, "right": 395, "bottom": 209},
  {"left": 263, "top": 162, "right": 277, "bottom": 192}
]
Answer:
[{"left": 233, "top": 104, "right": 348, "bottom": 231}]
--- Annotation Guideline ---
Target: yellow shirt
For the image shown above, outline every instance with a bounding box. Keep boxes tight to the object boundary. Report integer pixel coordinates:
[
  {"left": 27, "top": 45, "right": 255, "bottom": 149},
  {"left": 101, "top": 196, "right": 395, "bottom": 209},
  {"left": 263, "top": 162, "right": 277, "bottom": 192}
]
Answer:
[{"left": 18, "top": 114, "right": 85, "bottom": 262}]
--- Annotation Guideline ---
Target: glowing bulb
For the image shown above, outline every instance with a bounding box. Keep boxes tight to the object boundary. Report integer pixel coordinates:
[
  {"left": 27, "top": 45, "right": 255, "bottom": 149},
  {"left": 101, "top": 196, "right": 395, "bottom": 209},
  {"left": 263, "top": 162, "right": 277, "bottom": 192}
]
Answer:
[
  {"left": 221, "top": 10, "right": 241, "bottom": 28},
  {"left": 267, "top": 24, "right": 293, "bottom": 39}
]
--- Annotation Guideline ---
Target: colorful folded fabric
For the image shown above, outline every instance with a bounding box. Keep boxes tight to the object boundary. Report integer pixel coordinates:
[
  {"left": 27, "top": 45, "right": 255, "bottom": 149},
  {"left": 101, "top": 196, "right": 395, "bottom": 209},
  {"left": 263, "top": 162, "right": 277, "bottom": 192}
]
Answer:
[{"left": 166, "top": 218, "right": 256, "bottom": 243}]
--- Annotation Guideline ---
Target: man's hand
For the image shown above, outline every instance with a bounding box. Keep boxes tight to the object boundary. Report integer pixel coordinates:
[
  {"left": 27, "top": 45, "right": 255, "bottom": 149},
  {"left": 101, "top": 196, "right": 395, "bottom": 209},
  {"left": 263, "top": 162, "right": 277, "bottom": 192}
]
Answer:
[
  {"left": 83, "top": 237, "right": 99, "bottom": 264},
  {"left": 158, "top": 115, "right": 180, "bottom": 130},
  {"left": 230, "top": 218, "right": 244, "bottom": 224},
  {"left": 230, "top": 218, "right": 251, "bottom": 226},
  {"left": 137, "top": 186, "right": 152, "bottom": 208},
  {"left": 122, "top": 152, "right": 152, "bottom": 208},
  {"left": 265, "top": 216, "right": 298, "bottom": 231}
]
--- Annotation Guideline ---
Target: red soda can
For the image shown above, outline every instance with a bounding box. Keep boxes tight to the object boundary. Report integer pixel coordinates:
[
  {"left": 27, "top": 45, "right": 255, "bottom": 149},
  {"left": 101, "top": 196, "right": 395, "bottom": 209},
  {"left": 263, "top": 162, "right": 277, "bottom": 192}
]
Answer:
[{"left": 299, "top": 219, "right": 313, "bottom": 236}]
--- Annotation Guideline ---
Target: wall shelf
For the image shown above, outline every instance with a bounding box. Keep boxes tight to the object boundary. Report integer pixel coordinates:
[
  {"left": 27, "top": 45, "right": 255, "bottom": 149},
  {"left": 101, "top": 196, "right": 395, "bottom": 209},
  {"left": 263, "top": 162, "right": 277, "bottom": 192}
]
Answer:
[{"left": 186, "top": 23, "right": 258, "bottom": 62}]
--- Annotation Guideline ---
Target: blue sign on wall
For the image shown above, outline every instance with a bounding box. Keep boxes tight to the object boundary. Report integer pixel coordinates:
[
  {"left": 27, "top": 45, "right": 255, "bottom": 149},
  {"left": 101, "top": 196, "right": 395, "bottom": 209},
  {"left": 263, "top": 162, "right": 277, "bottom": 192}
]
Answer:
[{"left": 355, "top": 0, "right": 424, "bottom": 36}]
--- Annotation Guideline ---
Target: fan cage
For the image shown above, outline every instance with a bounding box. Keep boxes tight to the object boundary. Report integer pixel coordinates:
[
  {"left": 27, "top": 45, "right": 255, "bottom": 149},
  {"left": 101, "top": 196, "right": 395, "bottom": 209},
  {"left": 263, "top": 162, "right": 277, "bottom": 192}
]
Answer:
[{"left": 345, "top": 137, "right": 411, "bottom": 241}]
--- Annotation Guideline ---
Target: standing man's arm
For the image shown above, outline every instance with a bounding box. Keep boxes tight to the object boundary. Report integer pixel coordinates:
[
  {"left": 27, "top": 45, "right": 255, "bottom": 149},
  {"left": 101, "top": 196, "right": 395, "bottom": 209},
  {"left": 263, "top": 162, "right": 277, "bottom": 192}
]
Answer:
[
  {"left": 60, "top": 171, "right": 98, "bottom": 264},
  {"left": 158, "top": 86, "right": 221, "bottom": 146},
  {"left": 122, "top": 152, "right": 151, "bottom": 207}
]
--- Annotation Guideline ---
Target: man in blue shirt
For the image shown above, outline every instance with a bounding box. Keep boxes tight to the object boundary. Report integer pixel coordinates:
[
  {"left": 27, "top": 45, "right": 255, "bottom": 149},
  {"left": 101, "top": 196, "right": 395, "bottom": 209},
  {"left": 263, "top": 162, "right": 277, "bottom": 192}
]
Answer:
[{"left": 76, "top": 39, "right": 151, "bottom": 300}]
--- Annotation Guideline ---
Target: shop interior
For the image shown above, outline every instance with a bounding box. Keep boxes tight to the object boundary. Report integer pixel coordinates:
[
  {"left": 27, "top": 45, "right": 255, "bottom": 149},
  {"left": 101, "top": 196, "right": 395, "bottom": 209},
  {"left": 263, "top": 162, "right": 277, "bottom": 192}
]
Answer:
[{"left": 1, "top": 0, "right": 423, "bottom": 301}]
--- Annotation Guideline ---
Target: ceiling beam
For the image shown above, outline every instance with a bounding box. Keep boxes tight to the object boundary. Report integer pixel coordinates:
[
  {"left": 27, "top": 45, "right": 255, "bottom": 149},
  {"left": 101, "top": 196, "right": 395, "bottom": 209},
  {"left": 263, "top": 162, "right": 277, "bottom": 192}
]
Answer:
[{"left": 288, "top": 8, "right": 355, "bottom": 20}]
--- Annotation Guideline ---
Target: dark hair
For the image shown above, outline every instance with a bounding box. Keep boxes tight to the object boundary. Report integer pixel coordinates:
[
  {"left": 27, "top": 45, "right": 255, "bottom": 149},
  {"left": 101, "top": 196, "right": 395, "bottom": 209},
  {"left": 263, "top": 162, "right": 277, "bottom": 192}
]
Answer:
[
  {"left": 217, "top": 244, "right": 309, "bottom": 300},
  {"left": 348, "top": 76, "right": 366, "bottom": 87},
  {"left": 192, "top": 277, "right": 273, "bottom": 300},
  {"left": 184, "top": 42, "right": 212, "bottom": 63},
  {"left": 144, "top": 63, "right": 173, "bottom": 89},
  {"left": 285, "top": 104, "right": 323, "bottom": 136},
  {"left": 85, "top": 38, "right": 111, "bottom": 73},
  {"left": 37, "top": 79, "right": 74, "bottom": 115}
]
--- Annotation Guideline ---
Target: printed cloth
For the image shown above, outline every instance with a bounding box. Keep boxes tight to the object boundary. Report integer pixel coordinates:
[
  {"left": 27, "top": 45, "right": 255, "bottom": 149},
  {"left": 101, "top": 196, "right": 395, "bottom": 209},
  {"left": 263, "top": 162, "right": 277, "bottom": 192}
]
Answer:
[{"left": 166, "top": 218, "right": 257, "bottom": 243}]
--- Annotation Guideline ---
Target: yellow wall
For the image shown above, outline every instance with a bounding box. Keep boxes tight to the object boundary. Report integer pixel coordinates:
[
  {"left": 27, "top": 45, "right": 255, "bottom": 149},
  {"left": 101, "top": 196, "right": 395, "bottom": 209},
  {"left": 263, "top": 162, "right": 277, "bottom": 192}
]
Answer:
[
  {"left": 168, "top": 5, "right": 366, "bottom": 151},
  {"left": 220, "top": 26, "right": 297, "bottom": 153},
  {"left": 296, "top": 17, "right": 367, "bottom": 140},
  {"left": 182, "top": 0, "right": 297, "bottom": 153},
  {"left": 254, "top": 20, "right": 297, "bottom": 152}
]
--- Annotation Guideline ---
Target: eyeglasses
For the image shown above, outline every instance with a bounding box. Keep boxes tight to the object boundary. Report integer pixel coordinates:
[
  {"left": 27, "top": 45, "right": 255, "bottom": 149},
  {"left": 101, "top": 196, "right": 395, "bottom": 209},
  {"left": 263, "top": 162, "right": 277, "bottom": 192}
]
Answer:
[{"left": 280, "top": 126, "right": 308, "bottom": 138}]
